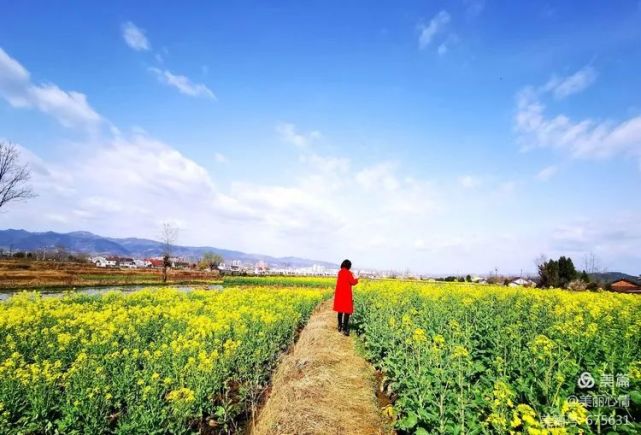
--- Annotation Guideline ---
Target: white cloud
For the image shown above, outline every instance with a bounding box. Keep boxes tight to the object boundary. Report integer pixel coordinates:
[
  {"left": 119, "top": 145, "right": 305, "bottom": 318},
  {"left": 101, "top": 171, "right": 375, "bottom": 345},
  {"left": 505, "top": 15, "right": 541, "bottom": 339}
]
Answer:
[
  {"left": 11, "top": 142, "right": 75, "bottom": 196},
  {"left": 436, "top": 34, "right": 460, "bottom": 56},
  {"left": 15, "top": 134, "right": 219, "bottom": 220},
  {"left": 413, "top": 234, "right": 475, "bottom": 254},
  {"left": 382, "top": 176, "right": 440, "bottom": 217},
  {"left": 149, "top": 67, "right": 216, "bottom": 99},
  {"left": 355, "top": 162, "right": 400, "bottom": 192},
  {"left": 225, "top": 182, "right": 344, "bottom": 233},
  {"left": 82, "top": 196, "right": 125, "bottom": 213},
  {"left": 0, "top": 47, "right": 102, "bottom": 129},
  {"left": 19, "top": 134, "right": 353, "bottom": 251},
  {"left": 515, "top": 69, "right": 641, "bottom": 167},
  {"left": 90, "top": 134, "right": 215, "bottom": 194},
  {"left": 4, "top": 123, "right": 447, "bottom": 270},
  {"left": 549, "top": 215, "right": 641, "bottom": 271},
  {"left": 275, "top": 123, "right": 321, "bottom": 148},
  {"left": 120, "top": 24, "right": 214, "bottom": 100},
  {"left": 458, "top": 175, "right": 481, "bottom": 188},
  {"left": 3, "top": 134, "right": 216, "bottom": 228},
  {"left": 122, "top": 22, "right": 150, "bottom": 51},
  {"left": 418, "top": 11, "right": 451, "bottom": 50},
  {"left": 542, "top": 66, "right": 597, "bottom": 99},
  {"left": 536, "top": 165, "right": 558, "bottom": 181},
  {"left": 299, "top": 153, "right": 349, "bottom": 174},
  {"left": 28, "top": 85, "right": 102, "bottom": 128},
  {"left": 0, "top": 47, "right": 29, "bottom": 92},
  {"left": 214, "top": 152, "right": 228, "bottom": 163},
  {"left": 13, "top": 124, "right": 639, "bottom": 273}
]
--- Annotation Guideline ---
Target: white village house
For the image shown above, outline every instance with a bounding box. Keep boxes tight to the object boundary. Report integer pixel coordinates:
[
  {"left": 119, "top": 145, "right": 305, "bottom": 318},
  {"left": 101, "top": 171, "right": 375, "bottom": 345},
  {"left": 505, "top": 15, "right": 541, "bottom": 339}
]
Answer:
[
  {"left": 89, "top": 256, "right": 116, "bottom": 268},
  {"left": 134, "top": 259, "right": 152, "bottom": 268},
  {"left": 509, "top": 277, "right": 537, "bottom": 287}
]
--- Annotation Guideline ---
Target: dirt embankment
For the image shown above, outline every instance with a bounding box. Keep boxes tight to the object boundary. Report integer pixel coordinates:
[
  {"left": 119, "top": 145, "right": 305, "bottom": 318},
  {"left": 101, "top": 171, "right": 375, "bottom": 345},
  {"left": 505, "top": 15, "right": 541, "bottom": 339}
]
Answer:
[
  {"left": 252, "top": 300, "right": 389, "bottom": 435},
  {"left": 0, "top": 259, "right": 220, "bottom": 289}
]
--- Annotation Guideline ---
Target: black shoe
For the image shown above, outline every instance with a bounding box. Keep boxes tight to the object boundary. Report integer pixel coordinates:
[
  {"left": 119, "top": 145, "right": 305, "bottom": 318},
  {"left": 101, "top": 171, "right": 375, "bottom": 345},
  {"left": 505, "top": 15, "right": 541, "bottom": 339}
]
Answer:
[{"left": 342, "top": 330, "right": 350, "bottom": 336}]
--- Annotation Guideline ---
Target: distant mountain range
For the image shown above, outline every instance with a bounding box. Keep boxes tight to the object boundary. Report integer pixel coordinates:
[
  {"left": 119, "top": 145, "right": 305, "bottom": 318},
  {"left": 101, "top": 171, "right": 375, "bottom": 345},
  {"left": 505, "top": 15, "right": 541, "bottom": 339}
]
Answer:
[{"left": 0, "top": 229, "right": 338, "bottom": 268}]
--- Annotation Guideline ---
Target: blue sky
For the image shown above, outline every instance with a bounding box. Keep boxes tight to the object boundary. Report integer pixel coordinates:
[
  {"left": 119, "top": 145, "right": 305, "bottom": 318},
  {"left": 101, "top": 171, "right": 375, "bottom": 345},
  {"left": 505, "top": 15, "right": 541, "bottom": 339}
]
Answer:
[{"left": 1, "top": 1, "right": 640, "bottom": 274}]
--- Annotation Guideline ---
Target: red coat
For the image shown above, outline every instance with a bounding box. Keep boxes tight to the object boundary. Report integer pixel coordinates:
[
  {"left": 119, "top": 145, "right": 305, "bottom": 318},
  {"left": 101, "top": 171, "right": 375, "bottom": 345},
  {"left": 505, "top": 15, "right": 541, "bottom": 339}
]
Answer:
[{"left": 333, "top": 268, "right": 358, "bottom": 314}]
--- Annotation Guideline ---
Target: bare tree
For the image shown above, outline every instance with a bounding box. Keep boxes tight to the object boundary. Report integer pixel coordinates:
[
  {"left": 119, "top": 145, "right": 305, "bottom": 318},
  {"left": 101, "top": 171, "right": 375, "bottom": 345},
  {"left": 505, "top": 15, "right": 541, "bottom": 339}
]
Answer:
[
  {"left": 582, "top": 252, "right": 604, "bottom": 274},
  {"left": 0, "top": 141, "right": 35, "bottom": 209},
  {"left": 198, "top": 252, "right": 224, "bottom": 272},
  {"left": 54, "top": 244, "right": 68, "bottom": 262},
  {"left": 160, "top": 222, "right": 179, "bottom": 283}
]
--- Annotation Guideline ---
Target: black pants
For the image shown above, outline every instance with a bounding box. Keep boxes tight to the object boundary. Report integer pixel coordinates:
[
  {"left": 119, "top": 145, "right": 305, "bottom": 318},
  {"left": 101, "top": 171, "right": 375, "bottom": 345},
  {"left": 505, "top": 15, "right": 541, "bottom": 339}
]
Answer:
[{"left": 337, "top": 312, "right": 350, "bottom": 333}]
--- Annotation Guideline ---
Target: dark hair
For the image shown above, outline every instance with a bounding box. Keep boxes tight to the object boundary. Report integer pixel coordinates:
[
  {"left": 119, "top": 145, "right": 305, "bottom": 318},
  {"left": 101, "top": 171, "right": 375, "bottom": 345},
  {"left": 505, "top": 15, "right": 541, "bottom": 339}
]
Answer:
[{"left": 340, "top": 259, "right": 352, "bottom": 270}]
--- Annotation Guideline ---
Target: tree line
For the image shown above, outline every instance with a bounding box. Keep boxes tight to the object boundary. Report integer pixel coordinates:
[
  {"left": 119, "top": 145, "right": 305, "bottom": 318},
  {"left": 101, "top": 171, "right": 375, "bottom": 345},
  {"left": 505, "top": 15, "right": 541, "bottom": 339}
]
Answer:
[{"left": 536, "top": 255, "right": 605, "bottom": 290}]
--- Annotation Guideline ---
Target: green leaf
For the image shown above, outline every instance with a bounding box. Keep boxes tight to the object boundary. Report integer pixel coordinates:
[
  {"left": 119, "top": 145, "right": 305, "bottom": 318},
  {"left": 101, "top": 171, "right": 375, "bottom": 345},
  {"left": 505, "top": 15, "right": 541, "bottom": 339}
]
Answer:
[
  {"left": 415, "top": 427, "right": 429, "bottom": 435},
  {"left": 417, "top": 408, "right": 431, "bottom": 421},
  {"left": 214, "top": 406, "right": 226, "bottom": 418},
  {"left": 630, "top": 390, "right": 641, "bottom": 405},
  {"left": 398, "top": 411, "right": 418, "bottom": 429}
]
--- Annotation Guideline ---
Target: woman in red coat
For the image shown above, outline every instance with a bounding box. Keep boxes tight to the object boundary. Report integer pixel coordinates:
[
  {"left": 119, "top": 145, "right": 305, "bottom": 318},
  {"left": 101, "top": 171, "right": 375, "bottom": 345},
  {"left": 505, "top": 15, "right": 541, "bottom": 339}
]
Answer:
[{"left": 333, "top": 259, "right": 359, "bottom": 336}]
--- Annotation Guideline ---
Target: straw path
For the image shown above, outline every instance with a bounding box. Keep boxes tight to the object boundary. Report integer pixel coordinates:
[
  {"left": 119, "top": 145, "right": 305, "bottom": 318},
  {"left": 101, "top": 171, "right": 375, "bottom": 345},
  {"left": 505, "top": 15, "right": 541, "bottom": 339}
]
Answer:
[{"left": 251, "top": 300, "right": 388, "bottom": 435}]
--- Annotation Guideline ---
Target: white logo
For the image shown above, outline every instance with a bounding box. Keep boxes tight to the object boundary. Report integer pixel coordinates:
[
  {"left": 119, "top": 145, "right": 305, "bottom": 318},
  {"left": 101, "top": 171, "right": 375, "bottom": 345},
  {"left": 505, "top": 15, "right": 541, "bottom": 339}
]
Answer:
[{"left": 577, "top": 372, "right": 595, "bottom": 389}]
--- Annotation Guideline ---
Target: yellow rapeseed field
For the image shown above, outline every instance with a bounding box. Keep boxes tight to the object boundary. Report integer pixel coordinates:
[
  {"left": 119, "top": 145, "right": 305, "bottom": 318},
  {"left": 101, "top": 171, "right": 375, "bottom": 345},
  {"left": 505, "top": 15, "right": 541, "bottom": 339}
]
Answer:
[
  {"left": 2, "top": 278, "right": 640, "bottom": 434},
  {"left": 352, "top": 281, "right": 641, "bottom": 434},
  {"left": 0, "top": 287, "right": 327, "bottom": 434}
]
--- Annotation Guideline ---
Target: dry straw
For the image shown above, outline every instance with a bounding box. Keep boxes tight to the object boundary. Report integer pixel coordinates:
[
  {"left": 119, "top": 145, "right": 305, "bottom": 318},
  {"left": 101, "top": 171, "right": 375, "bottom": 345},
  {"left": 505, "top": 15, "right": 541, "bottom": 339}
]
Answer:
[{"left": 252, "top": 300, "right": 389, "bottom": 435}]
